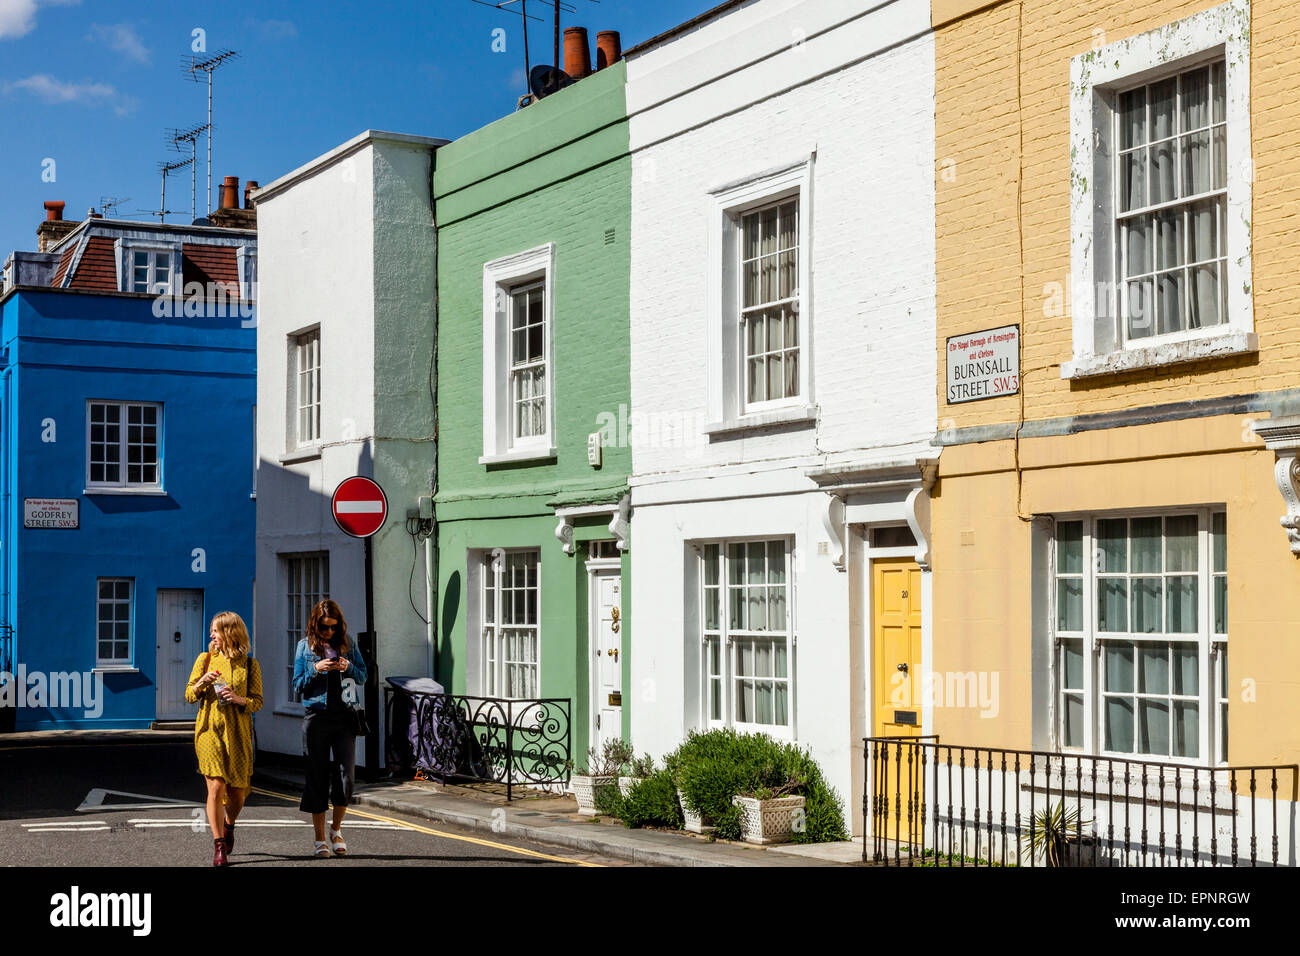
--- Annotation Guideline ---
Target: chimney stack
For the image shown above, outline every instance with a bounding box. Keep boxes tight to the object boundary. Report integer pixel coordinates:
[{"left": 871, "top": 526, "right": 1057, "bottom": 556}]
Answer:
[
  {"left": 564, "top": 27, "right": 591, "bottom": 79},
  {"left": 244, "top": 181, "right": 259, "bottom": 210},
  {"left": 36, "top": 201, "right": 79, "bottom": 251},
  {"left": 220, "top": 175, "right": 240, "bottom": 211},
  {"left": 596, "top": 31, "right": 622, "bottom": 70}
]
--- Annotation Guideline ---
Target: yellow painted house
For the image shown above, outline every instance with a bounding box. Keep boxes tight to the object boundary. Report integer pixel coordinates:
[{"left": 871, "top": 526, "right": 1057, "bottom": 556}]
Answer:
[{"left": 872, "top": 0, "right": 1300, "bottom": 865}]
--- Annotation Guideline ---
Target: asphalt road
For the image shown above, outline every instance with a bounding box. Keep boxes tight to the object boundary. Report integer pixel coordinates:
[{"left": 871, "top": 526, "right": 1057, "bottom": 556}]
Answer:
[{"left": 0, "top": 739, "right": 625, "bottom": 868}]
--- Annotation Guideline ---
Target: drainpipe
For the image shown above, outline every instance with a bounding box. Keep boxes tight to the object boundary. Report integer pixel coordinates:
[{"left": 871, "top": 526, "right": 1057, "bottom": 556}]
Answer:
[{"left": 1, "top": 346, "right": 12, "bottom": 664}]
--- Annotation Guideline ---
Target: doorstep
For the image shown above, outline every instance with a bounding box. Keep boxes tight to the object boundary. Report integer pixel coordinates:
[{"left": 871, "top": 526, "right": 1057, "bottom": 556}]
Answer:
[{"left": 252, "top": 759, "right": 862, "bottom": 868}]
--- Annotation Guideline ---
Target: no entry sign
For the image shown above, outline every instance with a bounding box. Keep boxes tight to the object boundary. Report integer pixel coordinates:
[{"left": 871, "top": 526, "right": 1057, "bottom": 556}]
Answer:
[{"left": 332, "top": 476, "right": 388, "bottom": 538}]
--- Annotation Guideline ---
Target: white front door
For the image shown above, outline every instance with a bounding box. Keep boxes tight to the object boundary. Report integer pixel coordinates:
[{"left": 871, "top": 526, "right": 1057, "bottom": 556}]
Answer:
[
  {"left": 156, "top": 589, "right": 204, "bottom": 720},
  {"left": 589, "top": 569, "right": 623, "bottom": 752}
]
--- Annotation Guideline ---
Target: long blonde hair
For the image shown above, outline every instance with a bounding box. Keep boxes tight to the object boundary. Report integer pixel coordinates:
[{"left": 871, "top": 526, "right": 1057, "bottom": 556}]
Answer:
[{"left": 209, "top": 611, "right": 251, "bottom": 660}]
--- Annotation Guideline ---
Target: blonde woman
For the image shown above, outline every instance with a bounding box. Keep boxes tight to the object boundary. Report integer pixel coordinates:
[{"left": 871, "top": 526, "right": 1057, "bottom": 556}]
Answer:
[{"left": 186, "top": 611, "right": 263, "bottom": 867}]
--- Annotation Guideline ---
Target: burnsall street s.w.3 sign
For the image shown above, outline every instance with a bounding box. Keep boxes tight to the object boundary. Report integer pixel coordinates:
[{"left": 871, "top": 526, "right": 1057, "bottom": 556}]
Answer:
[{"left": 946, "top": 325, "right": 1020, "bottom": 404}]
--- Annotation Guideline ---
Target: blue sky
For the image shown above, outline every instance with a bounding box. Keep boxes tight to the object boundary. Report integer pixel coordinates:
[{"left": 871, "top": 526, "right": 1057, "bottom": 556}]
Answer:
[{"left": 0, "top": 0, "right": 709, "bottom": 258}]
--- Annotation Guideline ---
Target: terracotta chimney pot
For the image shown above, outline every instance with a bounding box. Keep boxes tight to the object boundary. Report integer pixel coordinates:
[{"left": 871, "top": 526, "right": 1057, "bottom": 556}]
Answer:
[
  {"left": 596, "top": 31, "right": 622, "bottom": 70},
  {"left": 244, "top": 181, "right": 259, "bottom": 209},
  {"left": 564, "top": 27, "right": 591, "bottom": 79},
  {"left": 44, "top": 201, "right": 66, "bottom": 222},
  {"left": 220, "top": 175, "right": 240, "bottom": 210}
]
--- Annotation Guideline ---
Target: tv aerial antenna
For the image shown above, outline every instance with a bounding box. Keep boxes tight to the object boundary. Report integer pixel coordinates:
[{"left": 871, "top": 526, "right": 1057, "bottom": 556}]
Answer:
[
  {"left": 182, "top": 48, "right": 239, "bottom": 215},
  {"left": 143, "top": 157, "right": 193, "bottom": 224},
  {"left": 468, "top": 0, "right": 600, "bottom": 105},
  {"left": 168, "top": 123, "right": 210, "bottom": 222},
  {"left": 96, "top": 196, "right": 131, "bottom": 219}
]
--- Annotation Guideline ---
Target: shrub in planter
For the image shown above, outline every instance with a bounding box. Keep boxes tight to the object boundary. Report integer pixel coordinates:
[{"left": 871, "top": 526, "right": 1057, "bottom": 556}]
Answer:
[
  {"left": 619, "top": 752, "right": 656, "bottom": 797},
  {"left": 572, "top": 738, "right": 634, "bottom": 817},
  {"left": 618, "top": 769, "right": 684, "bottom": 830},
  {"left": 665, "top": 729, "right": 849, "bottom": 844}
]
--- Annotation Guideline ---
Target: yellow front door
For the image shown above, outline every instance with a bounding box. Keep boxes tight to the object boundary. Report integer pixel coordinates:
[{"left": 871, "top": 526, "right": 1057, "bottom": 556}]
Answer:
[{"left": 873, "top": 557, "right": 923, "bottom": 737}]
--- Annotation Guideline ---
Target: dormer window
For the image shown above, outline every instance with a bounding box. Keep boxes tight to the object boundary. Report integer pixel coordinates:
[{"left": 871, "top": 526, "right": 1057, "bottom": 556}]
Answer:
[{"left": 115, "top": 239, "right": 181, "bottom": 295}]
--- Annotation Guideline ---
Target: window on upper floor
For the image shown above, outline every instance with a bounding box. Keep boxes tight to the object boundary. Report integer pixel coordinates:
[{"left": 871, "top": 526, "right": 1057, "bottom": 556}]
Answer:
[
  {"left": 705, "top": 157, "right": 815, "bottom": 434},
  {"left": 86, "top": 401, "right": 161, "bottom": 490},
  {"left": 1066, "top": 0, "right": 1252, "bottom": 379},
  {"left": 115, "top": 239, "right": 180, "bottom": 295},
  {"left": 482, "top": 245, "right": 555, "bottom": 464},
  {"left": 288, "top": 327, "right": 320, "bottom": 450}
]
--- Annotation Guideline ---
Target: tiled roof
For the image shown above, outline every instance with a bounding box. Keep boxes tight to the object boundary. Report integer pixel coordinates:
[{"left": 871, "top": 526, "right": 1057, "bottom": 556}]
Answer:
[
  {"left": 182, "top": 243, "right": 239, "bottom": 293},
  {"left": 65, "top": 236, "right": 116, "bottom": 291},
  {"left": 50, "top": 246, "right": 75, "bottom": 287}
]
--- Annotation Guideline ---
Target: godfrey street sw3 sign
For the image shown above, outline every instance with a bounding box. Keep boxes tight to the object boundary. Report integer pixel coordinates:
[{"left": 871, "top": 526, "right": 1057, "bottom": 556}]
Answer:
[{"left": 946, "top": 325, "right": 1020, "bottom": 404}]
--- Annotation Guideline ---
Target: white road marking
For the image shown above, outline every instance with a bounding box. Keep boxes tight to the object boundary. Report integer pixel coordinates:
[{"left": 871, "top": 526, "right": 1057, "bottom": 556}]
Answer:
[
  {"left": 78, "top": 788, "right": 201, "bottom": 812},
  {"left": 22, "top": 820, "right": 107, "bottom": 827}
]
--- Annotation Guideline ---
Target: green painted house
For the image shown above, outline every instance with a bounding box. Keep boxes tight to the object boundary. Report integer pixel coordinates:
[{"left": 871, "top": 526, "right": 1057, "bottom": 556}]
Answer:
[{"left": 432, "top": 55, "right": 631, "bottom": 767}]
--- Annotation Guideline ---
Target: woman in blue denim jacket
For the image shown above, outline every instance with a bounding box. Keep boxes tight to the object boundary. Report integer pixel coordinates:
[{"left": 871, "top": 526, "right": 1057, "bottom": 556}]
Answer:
[{"left": 292, "top": 598, "right": 367, "bottom": 858}]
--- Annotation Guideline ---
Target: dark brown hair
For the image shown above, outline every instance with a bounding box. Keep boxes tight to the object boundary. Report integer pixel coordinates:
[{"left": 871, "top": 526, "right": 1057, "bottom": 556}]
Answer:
[{"left": 306, "top": 599, "right": 349, "bottom": 656}]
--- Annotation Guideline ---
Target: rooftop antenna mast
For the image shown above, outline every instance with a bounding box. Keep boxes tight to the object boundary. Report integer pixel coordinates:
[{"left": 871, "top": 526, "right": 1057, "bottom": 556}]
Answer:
[
  {"left": 97, "top": 196, "right": 131, "bottom": 219},
  {"left": 169, "top": 123, "right": 210, "bottom": 222},
  {"left": 469, "top": 0, "right": 597, "bottom": 102},
  {"left": 151, "top": 157, "right": 193, "bottom": 224},
  {"left": 182, "top": 49, "right": 239, "bottom": 215}
]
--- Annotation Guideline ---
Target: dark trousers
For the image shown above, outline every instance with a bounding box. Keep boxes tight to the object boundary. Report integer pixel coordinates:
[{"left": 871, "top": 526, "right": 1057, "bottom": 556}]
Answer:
[{"left": 300, "top": 709, "right": 358, "bottom": 814}]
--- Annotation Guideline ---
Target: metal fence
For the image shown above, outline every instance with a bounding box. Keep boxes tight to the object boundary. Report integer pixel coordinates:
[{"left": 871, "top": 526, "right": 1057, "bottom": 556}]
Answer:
[
  {"left": 384, "top": 686, "right": 572, "bottom": 800},
  {"left": 865, "top": 736, "right": 1299, "bottom": 867}
]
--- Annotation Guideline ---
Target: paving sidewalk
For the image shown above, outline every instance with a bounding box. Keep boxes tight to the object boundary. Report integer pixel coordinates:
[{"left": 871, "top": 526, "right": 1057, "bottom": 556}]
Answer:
[{"left": 253, "top": 754, "right": 865, "bottom": 868}]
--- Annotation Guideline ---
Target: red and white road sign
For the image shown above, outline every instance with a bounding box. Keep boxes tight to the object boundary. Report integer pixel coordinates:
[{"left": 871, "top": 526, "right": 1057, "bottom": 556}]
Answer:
[{"left": 331, "top": 476, "right": 388, "bottom": 538}]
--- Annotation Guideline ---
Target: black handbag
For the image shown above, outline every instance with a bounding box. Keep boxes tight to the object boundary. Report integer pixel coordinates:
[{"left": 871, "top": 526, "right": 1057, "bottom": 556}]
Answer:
[{"left": 352, "top": 705, "right": 370, "bottom": 737}]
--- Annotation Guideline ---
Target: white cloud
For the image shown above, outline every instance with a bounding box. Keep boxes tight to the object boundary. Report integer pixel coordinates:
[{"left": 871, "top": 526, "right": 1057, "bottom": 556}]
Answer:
[
  {"left": 5, "top": 72, "right": 115, "bottom": 103},
  {"left": 0, "top": 0, "right": 80, "bottom": 41},
  {"left": 88, "top": 22, "right": 149, "bottom": 64}
]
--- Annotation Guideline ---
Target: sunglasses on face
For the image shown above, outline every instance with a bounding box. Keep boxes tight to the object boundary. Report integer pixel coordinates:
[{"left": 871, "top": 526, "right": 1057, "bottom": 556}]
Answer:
[{"left": 320, "top": 622, "right": 337, "bottom": 632}]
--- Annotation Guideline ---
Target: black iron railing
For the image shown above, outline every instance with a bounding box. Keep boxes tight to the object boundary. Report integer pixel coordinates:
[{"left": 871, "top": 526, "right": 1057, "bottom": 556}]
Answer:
[
  {"left": 384, "top": 686, "right": 571, "bottom": 801},
  {"left": 865, "top": 736, "right": 1299, "bottom": 867}
]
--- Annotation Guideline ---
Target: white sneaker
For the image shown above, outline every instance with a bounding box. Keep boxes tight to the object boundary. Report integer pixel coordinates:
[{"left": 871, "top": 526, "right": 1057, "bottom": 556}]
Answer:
[
  {"left": 329, "top": 828, "right": 347, "bottom": 856},
  {"left": 313, "top": 840, "right": 332, "bottom": 858}
]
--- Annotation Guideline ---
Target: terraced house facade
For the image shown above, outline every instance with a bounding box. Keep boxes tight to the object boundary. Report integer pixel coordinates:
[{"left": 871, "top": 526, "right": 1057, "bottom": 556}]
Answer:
[
  {"left": 914, "top": 0, "right": 1300, "bottom": 864},
  {"left": 433, "top": 36, "right": 633, "bottom": 762}
]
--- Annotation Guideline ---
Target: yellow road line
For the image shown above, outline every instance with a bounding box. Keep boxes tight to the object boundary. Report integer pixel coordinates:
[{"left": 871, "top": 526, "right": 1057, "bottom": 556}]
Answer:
[{"left": 249, "top": 786, "right": 601, "bottom": 867}]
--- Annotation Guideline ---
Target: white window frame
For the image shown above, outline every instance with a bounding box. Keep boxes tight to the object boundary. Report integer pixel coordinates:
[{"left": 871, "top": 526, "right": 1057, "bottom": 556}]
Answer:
[
  {"left": 283, "top": 552, "right": 329, "bottom": 703},
  {"left": 85, "top": 400, "right": 163, "bottom": 491},
  {"left": 1050, "top": 509, "right": 1227, "bottom": 766},
  {"left": 705, "top": 155, "right": 815, "bottom": 433},
  {"left": 479, "top": 549, "right": 542, "bottom": 700},
  {"left": 96, "top": 577, "right": 134, "bottom": 666},
  {"left": 698, "top": 537, "right": 796, "bottom": 740},
  {"left": 236, "top": 246, "right": 257, "bottom": 302},
  {"left": 481, "top": 244, "right": 556, "bottom": 464},
  {"left": 114, "top": 238, "right": 181, "bottom": 295},
  {"left": 288, "top": 326, "right": 321, "bottom": 451},
  {"left": 1066, "top": 0, "right": 1253, "bottom": 379}
]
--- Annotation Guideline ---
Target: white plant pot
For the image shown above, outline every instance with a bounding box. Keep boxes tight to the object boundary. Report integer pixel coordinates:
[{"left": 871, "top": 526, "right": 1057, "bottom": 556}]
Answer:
[
  {"left": 618, "top": 776, "right": 642, "bottom": 798},
  {"left": 572, "top": 774, "right": 617, "bottom": 817},
  {"left": 732, "top": 795, "right": 806, "bottom": 845},
  {"left": 677, "top": 787, "right": 715, "bottom": 834}
]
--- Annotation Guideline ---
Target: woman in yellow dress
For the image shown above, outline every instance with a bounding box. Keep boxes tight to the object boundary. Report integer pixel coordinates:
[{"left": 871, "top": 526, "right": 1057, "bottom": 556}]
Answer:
[{"left": 186, "top": 610, "right": 263, "bottom": 867}]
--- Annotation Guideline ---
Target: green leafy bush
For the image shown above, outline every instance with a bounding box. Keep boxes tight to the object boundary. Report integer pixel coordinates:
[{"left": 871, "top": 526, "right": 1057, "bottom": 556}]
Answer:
[
  {"left": 662, "top": 729, "right": 848, "bottom": 844},
  {"left": 618, "top": 769, "right": 684, "bottom": 829}
]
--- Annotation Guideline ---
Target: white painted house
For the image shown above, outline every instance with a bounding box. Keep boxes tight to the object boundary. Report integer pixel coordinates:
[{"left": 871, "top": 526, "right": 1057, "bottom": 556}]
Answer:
[
  {"left": 625, "top": 0, "right": 937, "bottom": 831},
  {"left": 252, "top": 130, "right": 445, "bottom": 762}
]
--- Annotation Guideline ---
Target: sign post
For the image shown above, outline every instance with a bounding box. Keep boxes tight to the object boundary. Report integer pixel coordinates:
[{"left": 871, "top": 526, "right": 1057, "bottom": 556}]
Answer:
[{"left": 331, "top": 477, "right": 388, "bottom": 778}]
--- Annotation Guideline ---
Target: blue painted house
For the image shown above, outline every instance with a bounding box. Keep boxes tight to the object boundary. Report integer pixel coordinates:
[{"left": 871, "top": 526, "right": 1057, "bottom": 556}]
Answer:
[{"left": 0, "top": 203, "right": 256, "bottom": 729}]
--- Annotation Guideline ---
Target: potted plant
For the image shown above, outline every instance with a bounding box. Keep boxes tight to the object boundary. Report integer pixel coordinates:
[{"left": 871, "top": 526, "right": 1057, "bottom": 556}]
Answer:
[
  {"left": 732, "top": 773, "right": 807, "bottom": 845},
  {"left": 619, "top": 752, "right": 656, "bottom": 798},
  {"left": 571, "top": 738, "right": 634, "bottom": 817},
  {"left": 1023, "top": 800, "right": 1090, "bottom": 867}
]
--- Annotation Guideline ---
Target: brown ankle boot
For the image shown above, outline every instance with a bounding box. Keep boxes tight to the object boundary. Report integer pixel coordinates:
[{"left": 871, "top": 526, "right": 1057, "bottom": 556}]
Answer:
[{"left": 213, "top": 837, "right": 229, "bottom": 867}]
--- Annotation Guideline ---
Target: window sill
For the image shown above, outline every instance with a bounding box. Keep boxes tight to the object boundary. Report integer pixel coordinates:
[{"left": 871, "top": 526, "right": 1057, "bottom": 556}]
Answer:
[
  {"left": 479, "top": 446, "right": 556, "bottom": 466},
  {"left": 1061, "top": 332, "right": 1258, "bottom": 380},
  {"left": 92, "top": 666, "right": 140, "bottom": 675},
  {"left": 279, "top": 446, "right": 321, "bottom": 465},
  {"left": 705, "top": 404, "right": 817, "bottom": 437},
  {"left": 83, "top": 487, "right": 167, "bottom": 496}
]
